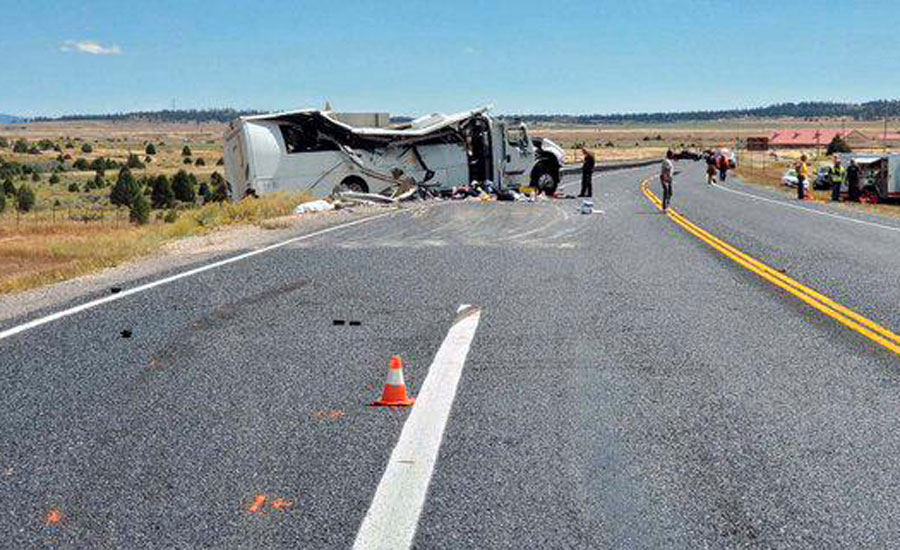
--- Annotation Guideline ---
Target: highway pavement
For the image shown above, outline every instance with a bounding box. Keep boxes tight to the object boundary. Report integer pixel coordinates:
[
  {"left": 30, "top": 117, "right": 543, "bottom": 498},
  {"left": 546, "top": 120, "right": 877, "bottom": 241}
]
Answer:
[{"left": 1, "top": 162, "right": 899, "bottom": 548}]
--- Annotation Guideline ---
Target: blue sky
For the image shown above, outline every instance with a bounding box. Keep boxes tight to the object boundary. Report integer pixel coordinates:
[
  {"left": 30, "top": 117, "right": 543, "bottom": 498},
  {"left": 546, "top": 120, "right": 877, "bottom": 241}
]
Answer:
[{"left": 2, "top": 0, "right": 899, "bottom": 117}]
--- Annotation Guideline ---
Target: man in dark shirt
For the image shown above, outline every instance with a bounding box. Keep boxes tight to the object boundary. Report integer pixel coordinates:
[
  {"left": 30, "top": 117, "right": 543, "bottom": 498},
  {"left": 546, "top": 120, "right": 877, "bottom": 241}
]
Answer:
[
  {"left": 846, "top": 159, "right": 861, "bottom": 202},
  {"left": 579, "top": 148, "right": 595, "bottom": 197}
]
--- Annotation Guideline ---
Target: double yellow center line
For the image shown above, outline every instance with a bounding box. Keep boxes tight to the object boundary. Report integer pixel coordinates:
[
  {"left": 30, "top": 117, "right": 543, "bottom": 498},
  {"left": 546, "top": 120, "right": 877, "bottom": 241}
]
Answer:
[{"left": 640, "top": 180, "right": 900, "bottom": 357}]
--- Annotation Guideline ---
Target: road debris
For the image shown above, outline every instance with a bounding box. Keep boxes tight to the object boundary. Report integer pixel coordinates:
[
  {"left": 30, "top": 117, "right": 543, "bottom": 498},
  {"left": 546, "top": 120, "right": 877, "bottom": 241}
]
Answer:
[{"left": 294, "top": 200, "right": 335, "bottom": 215}]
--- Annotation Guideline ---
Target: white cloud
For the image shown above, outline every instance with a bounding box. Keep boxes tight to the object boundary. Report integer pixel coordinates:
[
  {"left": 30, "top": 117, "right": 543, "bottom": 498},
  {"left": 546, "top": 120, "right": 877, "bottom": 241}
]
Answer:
[
  {"left": 463, "top": 47, "right": 477, "bottom": 55},
  {"left": 60, "top": 40, "right": 122, "bottom": 55}
]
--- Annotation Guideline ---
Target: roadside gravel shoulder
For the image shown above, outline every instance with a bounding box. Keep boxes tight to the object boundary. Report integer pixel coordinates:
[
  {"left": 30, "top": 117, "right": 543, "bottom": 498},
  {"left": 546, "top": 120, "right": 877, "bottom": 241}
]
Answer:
[{"left": 0, "top": 203, "right": 413, "bottom": 325}]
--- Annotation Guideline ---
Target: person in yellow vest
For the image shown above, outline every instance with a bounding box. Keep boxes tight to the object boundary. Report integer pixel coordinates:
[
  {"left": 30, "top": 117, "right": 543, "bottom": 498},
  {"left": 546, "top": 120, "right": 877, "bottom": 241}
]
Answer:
[
  {"left": 830, "top": 157, "right": 845, "bottom": 201},
  {"left": 796, "top": 155, "right": 810, "bottom": 200}
]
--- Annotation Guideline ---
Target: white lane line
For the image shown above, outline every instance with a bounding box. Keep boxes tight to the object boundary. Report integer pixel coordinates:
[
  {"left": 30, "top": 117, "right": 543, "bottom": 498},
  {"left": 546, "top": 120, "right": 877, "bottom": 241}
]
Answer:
[
  {"left": 713, "top": 182, "right": 900, "bottom": 234},
  {"left": 353, "top": 306, "right": 482, "bottom": 550},
  {"left": 0, "top": 211, "right": 396, "bottom": 342}
]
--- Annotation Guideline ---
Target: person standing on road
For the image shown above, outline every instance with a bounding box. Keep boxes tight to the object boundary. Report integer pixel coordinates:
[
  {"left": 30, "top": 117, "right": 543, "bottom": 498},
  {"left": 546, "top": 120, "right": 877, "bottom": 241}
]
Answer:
[
  {"left": 579, "top": 148, "right": 595, "bottom": 198},
  {"left": 830, "top": 157, "right": 845, "bottom": 202},
  {"left": 717, "top": 153, "right": 729, "bottom": 182},
  {"left": 660, "top": 150, "right": 675, "bottom": 212},
  {"left": 706, "top": 155, "right": 717, "bottom": 185},
  {"left": 796, "top": 154, "right": 810, "bottom": 200},
  {"left": 846, "top": 158, "right": 861, "bottom": 202}
]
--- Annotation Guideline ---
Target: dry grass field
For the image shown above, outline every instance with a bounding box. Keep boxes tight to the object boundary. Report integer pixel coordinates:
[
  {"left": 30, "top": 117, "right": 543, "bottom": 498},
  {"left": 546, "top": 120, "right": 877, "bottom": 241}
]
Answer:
[{"left": 0, "top": 120, "right": 316, "bottom": 294}]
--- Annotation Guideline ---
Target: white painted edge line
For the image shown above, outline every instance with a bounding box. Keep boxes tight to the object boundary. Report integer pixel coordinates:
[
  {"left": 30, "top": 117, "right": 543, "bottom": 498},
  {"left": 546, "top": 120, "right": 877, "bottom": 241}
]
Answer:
[
  {"left": 353, "top": 306, "right": 482, "bottom": 550},
  {"left": 0, "top": 211, "right": 396, "bottom": 342},
  {"left": 713, "top": 182, "right": 900, "bottom": 234}
]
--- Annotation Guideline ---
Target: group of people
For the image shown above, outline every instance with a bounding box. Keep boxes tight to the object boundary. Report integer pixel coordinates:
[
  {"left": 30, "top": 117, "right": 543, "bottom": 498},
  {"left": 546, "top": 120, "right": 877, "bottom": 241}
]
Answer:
[
  {"left": 705, "top": 153, "right": 731, "bottom": 185},
  {"left": 795, "top": 154, "right": 863, "bottom": 202}
]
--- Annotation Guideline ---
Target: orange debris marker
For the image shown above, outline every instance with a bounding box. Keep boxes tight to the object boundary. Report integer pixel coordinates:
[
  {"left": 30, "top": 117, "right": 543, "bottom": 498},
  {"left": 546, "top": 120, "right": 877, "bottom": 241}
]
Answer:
[
  {"left": 271, "top": 498, "right": 294, "bottom": 510},
  {"left": 45, "top": 509, "right": 62, "bottom": 525},
  {"left": 370, "top": 356, "right": 415, "bottom": 407},
  {"left": 248, "top": 495, "right": 267, "bottom": 513}
]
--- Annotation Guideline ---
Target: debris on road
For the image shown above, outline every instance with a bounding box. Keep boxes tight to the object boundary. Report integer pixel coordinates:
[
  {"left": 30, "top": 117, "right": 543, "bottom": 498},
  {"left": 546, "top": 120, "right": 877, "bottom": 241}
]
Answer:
[
  {"left": 293, "top": 200, "right": 335, "bottom": 215},
  {"left": 120, "top": 329, "right": 132, "bottom": 338}
]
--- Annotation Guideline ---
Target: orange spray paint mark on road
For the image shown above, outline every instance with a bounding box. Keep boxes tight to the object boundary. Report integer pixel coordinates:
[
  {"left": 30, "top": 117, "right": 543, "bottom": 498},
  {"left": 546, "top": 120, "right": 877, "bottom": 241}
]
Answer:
[
  {"left": 248, "top": 495, "right": 267, "bottom": 513},
  {"left": 271, "top": 498, "right": 294, "bottom": 510},
  {"left": 45, "top": 509, "right": 62, "bottom": 525}
]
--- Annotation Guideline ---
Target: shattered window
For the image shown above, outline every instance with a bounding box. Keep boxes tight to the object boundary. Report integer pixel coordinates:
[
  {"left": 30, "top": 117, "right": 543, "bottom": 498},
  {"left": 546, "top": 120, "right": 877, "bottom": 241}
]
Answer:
[
  {"left": 506, "top": 126, "right": 526, "bottom": 148},
  {"left": 279, "top": 124, "right": 338, "bottom": 154}
]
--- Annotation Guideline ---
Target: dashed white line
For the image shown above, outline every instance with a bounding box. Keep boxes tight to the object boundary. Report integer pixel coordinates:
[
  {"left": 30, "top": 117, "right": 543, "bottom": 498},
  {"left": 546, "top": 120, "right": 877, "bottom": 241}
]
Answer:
[
  {"left": 0, "top": 211, "right": 396, "bottom": 342},
  {"left": 713, "top": 182, "right": 900, "bottom": 234},
  {"left": 353, "top": 306, "right": 481, "bottom": 550}
]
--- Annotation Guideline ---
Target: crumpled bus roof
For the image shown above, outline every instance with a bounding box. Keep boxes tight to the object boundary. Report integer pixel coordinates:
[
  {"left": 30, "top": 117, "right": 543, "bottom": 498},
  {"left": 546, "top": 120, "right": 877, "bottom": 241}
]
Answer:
[{"left": 240, "top": 106, "right": 491, "bottom": 141}]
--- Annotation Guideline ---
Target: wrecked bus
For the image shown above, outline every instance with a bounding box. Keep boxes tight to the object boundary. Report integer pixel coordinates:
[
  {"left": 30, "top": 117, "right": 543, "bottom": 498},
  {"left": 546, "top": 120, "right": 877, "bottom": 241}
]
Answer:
[{"left": 223, "top": 107, "right": 565, "bottom": 199}]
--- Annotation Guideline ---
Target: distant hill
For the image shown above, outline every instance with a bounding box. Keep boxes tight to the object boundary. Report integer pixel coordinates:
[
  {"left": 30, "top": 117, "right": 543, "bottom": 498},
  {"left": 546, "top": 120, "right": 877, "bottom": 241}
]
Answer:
[
  {"left": 31, "top": 108, "right": 265, "bottom": 124},
  {"left": 0, "top": 114, "right": 26, "bottom": 124},
  {"left": 504, "top": 100, "right": 900, "bottom": 125}
]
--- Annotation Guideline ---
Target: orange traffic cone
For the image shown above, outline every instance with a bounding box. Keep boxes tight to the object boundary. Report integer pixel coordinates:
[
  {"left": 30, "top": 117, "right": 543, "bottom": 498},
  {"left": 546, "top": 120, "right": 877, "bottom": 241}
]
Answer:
[{"left": 370, "top": 356, "right": 415, "bottom": 407}]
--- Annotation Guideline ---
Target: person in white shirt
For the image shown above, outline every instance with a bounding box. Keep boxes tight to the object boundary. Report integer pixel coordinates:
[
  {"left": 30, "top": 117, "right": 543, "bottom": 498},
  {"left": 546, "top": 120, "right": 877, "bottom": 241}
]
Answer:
[{"left": 660, "top": 150, "right": 675, "bottom": 212}]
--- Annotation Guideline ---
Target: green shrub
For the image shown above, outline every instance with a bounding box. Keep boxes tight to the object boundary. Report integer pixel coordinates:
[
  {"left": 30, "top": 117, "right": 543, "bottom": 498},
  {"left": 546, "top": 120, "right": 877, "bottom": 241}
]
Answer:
[
  {"left": 164, "top": 209, "right": 178, "bottom": 223},
  {"left": 81, "top": 143, "right": 93, "bottom": 153},
  {"left": 182, "top": 145, "right": 192, "bottom": 157},
  {"left": 151, "top": 175, "right": 175, "bottom": 209},
  {"left": 68, "top": 182, "right": 80, "bottom": 192},
  {"left": 145, "top": 143, "right": 157, "bottom": 155},
  {"left": 129, "top": 191, "right": 150, "bottom": 224},
  {"left": 13, "top": 139, "right": 28, "bottom": 153},
  {"left": 195, "top": 157, "right": 205, "bottom": 166},
  {"left": 49, "top": 173, "right": 60, "bottom": 185},
  {"left": 126, "top": 153, "right": 145, "bottom": 169},
  {"left": 110, "top": 167, "right": 140, "bottom": 207},
  {"left": 3, "top": 178, "right": 15, "bottom": 196},
  {"left": 16, "top": 184, "right": 36, "bottom": 212},
  {"left": 171, "top": 169, "right": 195, "bottom": 203}
]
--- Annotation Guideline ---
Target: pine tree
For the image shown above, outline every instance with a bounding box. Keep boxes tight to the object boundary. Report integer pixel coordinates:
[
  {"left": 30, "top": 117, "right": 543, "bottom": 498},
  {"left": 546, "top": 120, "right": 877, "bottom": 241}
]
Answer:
[
  {"left": 171, "top": 169, "right": 195, "bottom": 203},
  {"left": 151, "top": 175, "right": 175, "bottom": 209},
  {"left": 16, "top": 184, "right": 36, "bottom": 212},
  {"left": 129, "top": 191, "right": 150, "bottom": 224},
  {"left": 181, "top": 145, "right": 192, "bottom": 157},
  {"left": 2, "top": 178, "right": 15, "bottom": 196},
  {"left": 145, "top": 143, "right": 157, "bottom": 155},
  {"left": 110, "top": 167, "right": 140, "bottom": 207}
]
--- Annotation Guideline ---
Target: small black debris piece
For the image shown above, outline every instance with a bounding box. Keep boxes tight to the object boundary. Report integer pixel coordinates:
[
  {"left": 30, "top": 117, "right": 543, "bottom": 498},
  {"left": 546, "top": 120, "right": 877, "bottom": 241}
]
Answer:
[
  {"left": 120, "top": 329, "right": 132, "bottom": 338},
  {"left": 110, "top": 287, "right": 122, "bottom": 294},
  {"left": 349, "top": 321, "right": 362, "bottom": 326},
  {"left": 333, "top": 320, "right": 346, "bottom": 326}
]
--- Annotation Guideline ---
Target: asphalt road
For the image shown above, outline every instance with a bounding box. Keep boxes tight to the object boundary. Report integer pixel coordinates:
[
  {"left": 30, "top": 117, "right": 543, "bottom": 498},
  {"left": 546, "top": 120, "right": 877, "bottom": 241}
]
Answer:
[{"left": 1, "top": 162, "right": 899, "bottom": 549}]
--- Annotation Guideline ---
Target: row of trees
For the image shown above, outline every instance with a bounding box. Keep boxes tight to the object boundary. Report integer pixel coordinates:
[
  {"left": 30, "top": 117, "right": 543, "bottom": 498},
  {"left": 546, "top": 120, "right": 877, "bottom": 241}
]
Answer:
[{"left": 108, "top": 168, "right": 229, "bottom": 224}]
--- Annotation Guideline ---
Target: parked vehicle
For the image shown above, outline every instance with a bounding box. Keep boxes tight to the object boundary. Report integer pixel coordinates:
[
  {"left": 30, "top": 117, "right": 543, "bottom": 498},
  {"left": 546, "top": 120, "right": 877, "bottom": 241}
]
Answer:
[
  {"left": 782, "top": 169, "right": 800, "bottom": 187},
  {"left": 223, "top": 107, "right": 566, "bottom": 199},
  {"left": 814, "top": 165, "right": 833, "bottom": 189}
]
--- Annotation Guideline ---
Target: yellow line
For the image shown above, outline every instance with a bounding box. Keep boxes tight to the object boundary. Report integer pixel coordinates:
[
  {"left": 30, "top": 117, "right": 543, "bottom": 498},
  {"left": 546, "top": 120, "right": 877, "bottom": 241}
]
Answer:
[{"left": 640, "top": 180, "right": 900, "bottom": 356}]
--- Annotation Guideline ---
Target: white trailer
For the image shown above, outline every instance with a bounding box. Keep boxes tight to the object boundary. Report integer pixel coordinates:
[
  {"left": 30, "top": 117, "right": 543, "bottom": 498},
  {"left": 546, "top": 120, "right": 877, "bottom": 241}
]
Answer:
[{"left": 223, "top": 107, "right": 565, "bottom": 199}]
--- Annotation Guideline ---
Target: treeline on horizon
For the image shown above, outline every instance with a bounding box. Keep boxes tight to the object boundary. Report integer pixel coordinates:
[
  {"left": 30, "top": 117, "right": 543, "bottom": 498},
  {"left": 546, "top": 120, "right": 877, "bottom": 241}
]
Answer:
[
  {"left": 21, "top": 100, "right": 900, "bottom": 124},
  {"left": 30, "top": 108, "right": 266, "bottom": 124},
  {"left": 509, "top": 100, "right": 900, "bottom": 124}
]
